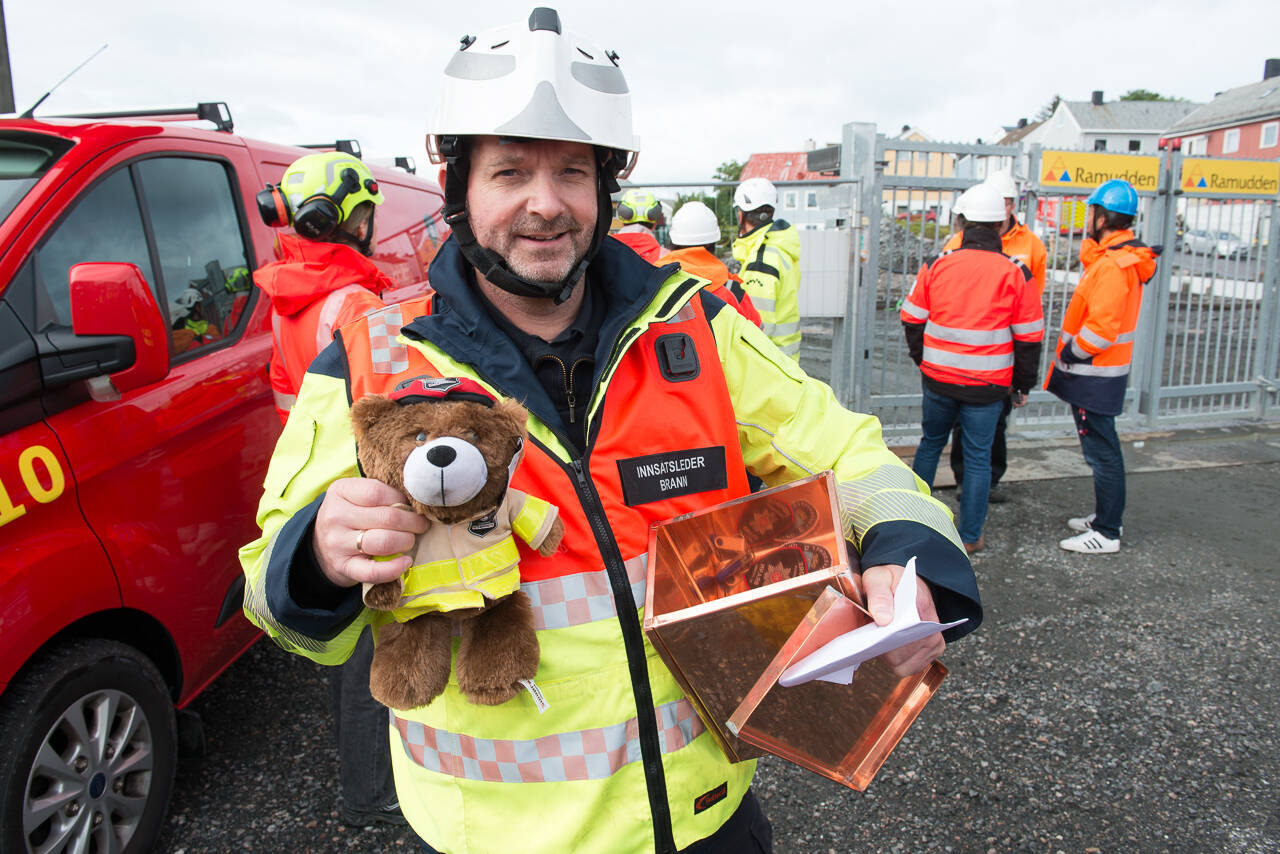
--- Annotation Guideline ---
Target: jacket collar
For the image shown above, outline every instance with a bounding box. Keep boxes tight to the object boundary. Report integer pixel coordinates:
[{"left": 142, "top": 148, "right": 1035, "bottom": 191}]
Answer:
[
  {"left": 959, "top": 226, "right": 1004, "bottom": 252},
  {"left": 402, "top": 236, "right": 680, "bottom": 447}
]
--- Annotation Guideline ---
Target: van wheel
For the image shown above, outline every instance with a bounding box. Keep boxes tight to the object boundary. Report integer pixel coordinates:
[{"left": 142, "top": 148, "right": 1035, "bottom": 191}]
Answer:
[{"left": 0, "top": 639, "right": 177, "bottom": 854}]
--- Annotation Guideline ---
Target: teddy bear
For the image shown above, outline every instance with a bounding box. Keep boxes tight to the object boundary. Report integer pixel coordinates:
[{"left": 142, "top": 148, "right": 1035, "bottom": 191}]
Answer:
[{"left": 350, "top": 376, "right": 564, "bottom": 710}]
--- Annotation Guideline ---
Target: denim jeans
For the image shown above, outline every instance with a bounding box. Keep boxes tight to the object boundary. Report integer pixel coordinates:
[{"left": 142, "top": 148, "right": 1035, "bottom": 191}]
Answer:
[
  {"left": 950, "top": 394, "right": 1013, "bottom": 487},
  {"left": 330, "top": 626, "right": 396, "bottom": 811},
  {"left": 911, "top": 383, "right": 1004, "bottom": 544},
  {"left": 1070, "top": 405, "right": 1125, "bottom": 539}
]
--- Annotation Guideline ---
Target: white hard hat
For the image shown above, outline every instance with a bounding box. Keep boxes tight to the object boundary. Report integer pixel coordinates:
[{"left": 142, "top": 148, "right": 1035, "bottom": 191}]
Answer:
[
  {"left": 954, "top": 183, "right": 1006, "bottom": 222},
  {"left": 985, "top": 171, "right": 1019, "bottom": 200},
  {"left": 426, "top": 7, "right": 639, "bottom": 178},
  {"left": 669, "top": 201, "right": 721, "bottom": 246},
  {"left": 733, "top": 177, "right": 777, "bottom": 212},
  {"left": 169, "top": 286, "right": 201, "bottom": 315}
]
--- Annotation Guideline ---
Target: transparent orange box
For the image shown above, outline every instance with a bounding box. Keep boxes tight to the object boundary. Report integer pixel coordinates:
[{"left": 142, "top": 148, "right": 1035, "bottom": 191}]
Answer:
[{"left": 643, "top": 471, "right": 947, "bottom": 790}]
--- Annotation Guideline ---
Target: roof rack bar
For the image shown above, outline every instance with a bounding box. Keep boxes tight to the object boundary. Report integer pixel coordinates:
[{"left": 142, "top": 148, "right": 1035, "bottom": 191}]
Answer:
[
  {"left": 50, "top": 101, "right": 234, "bottom": 133},
  {"left": 297, "top": 139, "right": 363, "bottom": 159}
]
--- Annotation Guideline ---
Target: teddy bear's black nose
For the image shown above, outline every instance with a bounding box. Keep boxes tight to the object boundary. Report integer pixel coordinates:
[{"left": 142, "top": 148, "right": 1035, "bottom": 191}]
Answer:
[{"left": 426, "top": 445, "right": 457, "bottom": 468}]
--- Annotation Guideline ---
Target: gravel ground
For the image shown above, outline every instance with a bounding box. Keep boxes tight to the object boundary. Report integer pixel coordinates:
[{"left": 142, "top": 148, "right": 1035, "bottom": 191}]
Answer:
[{"left": 156, "top": 462, "right": 1280, "bottom": 854}]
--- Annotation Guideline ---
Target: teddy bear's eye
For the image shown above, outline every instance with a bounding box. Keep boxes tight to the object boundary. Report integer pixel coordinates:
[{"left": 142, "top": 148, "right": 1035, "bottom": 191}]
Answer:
[{"left": 415, "top": 431, "right": 428, "bottom": 443}]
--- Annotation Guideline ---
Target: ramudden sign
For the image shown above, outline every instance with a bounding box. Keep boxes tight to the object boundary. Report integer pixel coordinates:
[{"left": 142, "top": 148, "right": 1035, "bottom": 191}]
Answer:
[
  {"left": 1180, "top": 158, "right": 1280, "bottom": 196},
  {"left": 1038, "top": 151, "right": 1160, "bottom": 192}
]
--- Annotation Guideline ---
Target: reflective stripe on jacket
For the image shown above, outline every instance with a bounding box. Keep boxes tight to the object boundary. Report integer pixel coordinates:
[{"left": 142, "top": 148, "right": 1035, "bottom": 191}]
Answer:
[
  {"left": 731, "top": 220, "right": 801, "bottom": 357},
  {"left": 240, "top": 237, "right": 981, "bottom": 854},
  {"left": 901, "top": 228, "right": 1044, "bottom": 395},
  {"left": 943, "top": 219, "right": 1048, "bottom": 293},
  {"left": 659, "top": 246, "right": 764, "bottom": 328},
  {"left": 1045, "top": 231, "right": 1157, "bottom": 416},
  {"left": 254, "top": 233, "right": 393, "bottom": 422}
]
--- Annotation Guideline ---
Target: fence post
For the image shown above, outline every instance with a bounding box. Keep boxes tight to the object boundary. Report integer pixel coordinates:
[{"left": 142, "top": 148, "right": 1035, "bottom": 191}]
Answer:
[
  {"left": 846, "top": 122, "right": 880, "bottom": 413},
  {"left": 1138, "top": 148, "right": 1181, "bottom": 426},
  {"left": 1255, "top": 201, "right": 1280, "bottom": 418}
]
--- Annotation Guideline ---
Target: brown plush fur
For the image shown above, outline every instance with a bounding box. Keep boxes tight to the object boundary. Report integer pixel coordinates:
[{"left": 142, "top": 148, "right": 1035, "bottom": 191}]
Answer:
[{"left": 350, "top": 391, "right": 564, "bottom": 710}]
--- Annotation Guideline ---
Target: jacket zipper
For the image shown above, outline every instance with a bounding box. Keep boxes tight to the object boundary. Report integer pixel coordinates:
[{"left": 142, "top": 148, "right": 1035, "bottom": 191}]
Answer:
[{"left": 570, "top": 457, "right": 676, "bottom": 854}]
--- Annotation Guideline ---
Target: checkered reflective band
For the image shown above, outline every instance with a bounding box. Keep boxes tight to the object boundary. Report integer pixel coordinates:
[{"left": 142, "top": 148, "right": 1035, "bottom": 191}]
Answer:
[
  {"left": 523, "top": 553, "right": 648, "bottom": 631},
  {"left": 367, "top": 304, "right": 410, "bottom": 374},
  {"left": 394, "top": 698, "right": 704, "bottom": 782}
]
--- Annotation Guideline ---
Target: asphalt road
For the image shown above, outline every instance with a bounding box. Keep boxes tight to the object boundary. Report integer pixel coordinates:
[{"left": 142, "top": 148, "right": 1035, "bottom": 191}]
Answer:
[{"left": 155, "top": 461, "right": 1280, "bottom": 854}]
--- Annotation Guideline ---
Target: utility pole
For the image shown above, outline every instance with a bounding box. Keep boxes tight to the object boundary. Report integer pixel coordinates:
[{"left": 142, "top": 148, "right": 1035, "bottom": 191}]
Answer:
[{"left": 0, "top": 1, "right": 14, "bottom": 114}]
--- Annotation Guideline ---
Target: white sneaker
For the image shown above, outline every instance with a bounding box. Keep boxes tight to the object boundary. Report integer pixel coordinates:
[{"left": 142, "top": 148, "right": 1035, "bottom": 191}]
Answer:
[
  {"left": 1059, "top": 530, "right": 1120, "bottom": 554},
  {"left": 1067, "top": 513, "right": 1123, "bottom": 535}
]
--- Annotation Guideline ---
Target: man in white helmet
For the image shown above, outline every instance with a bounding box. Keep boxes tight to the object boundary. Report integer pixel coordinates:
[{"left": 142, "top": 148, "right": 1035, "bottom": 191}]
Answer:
[
  {"left": 731, "top": 177, "right": 802, "bottom": 359},
  {"left": 660, "top": 200, "right": 761, "bottom": 327},
  {"left": 241, "top": 9, "right": 980, "bottom": 854}
]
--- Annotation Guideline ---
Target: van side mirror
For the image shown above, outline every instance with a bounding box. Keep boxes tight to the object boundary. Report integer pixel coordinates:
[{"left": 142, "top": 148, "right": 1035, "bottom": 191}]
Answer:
[{"left": 68, "top": 262, "right": 169, "bottom": 393}]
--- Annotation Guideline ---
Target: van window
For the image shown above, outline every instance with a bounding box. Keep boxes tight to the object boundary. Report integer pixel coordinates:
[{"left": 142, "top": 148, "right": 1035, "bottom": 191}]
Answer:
[
  {"left": 135, "top": 158, "right": 252, "bottom": 355},
  {"left": 34, "top": 168, "right": 157, "bottom": 332},
  {"left": 0, "top": 134, "right": 72, "bottom": 224}
]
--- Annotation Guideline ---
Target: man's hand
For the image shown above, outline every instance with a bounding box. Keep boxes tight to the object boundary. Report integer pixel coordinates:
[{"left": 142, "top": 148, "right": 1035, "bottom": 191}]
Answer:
[
  {"left": 1011, "top": 391, "right": 1029, "bottom": 408},
  {"left": 861, "top": 563, "right": 945, "bottom": 677},
  {"left": 313, "top": 477, "right": 428, "bottom": 588}
]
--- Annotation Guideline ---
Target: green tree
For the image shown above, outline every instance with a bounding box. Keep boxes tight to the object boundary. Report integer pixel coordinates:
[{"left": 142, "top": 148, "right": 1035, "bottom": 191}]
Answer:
[
  {"left": 711, "top": 159, "right": 745, "bottom": 251},
  {"left": 1035, "top": 94, "right": 1062, "bottom": 121},
  {"left": 1119, "top": 89, "right": 1181, "bottom": 101}
]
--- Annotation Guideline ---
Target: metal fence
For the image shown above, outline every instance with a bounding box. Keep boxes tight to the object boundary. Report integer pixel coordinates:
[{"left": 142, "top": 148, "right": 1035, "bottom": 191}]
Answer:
[{"left": 625, "top": 127, "right": 1280, "bottom": 438}]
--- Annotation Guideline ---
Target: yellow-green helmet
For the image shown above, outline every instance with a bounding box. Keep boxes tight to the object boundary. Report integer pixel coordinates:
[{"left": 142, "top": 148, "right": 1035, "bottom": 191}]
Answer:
[
  {"left": 273, "top": 152, "right": 384, "bottom": 240},
  {"left": 616, "top": 188, "right": 661, "bottom": 225}
]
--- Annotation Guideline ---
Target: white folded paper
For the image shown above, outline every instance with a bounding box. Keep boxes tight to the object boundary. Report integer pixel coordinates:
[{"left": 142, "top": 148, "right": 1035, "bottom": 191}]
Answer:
[{"left": 778, "top": 556, "right": 967, "bottom": 687}]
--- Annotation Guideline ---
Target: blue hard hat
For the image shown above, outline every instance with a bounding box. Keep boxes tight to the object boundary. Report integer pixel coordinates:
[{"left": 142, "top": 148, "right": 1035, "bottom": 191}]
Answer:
[{"left": 1086, "top": 179, "right": 1139, "bottom": 216}]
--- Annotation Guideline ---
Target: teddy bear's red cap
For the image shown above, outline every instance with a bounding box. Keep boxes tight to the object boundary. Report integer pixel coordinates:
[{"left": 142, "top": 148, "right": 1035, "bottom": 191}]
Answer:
[{"left": 389, "top": 376, "right": 496, "bottom": 407}]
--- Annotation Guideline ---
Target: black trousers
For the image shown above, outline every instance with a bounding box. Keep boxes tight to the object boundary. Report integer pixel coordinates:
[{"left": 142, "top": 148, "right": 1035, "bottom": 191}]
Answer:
[{"left": 951, "top": 395, "right": 1014, "bottom": 487}]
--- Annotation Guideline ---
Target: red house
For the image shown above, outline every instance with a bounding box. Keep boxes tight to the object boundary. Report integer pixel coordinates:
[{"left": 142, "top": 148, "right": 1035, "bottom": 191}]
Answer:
[{"left": 1165, "top": 60, "right": 1280, "bottom": 159}]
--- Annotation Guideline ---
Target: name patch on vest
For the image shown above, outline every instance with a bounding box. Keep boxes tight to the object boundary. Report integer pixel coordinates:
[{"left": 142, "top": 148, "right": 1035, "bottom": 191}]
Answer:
[
  {"left": 468, "top": 510, "right": 498, "bottom": 537},
  {"left": 616, "top": 447, "right": 727, "bottom": 507}
]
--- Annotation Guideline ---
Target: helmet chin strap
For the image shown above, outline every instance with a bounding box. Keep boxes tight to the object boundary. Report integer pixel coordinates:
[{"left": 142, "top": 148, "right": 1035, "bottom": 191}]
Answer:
[{"left": 442, "top": 145, "right": 621, "bottom": 305}]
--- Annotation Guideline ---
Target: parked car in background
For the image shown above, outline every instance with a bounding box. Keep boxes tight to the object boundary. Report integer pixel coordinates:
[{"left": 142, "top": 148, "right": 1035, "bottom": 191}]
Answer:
[
  {"left": 1180, "top": 229, "right": 1249, "bottom": 258},
  {"left": 0, "top": 102, "right": 444, "bottom": 854}
]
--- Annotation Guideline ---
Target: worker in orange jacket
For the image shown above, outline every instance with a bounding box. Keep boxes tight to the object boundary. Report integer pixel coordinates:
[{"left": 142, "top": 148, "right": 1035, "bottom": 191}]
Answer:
[
  {"left": 659, "top": 201, "right": 763, "bottom": 327},
  {"left": 254, "top": 152, "right": 395, "bottom": 422},
  {"left": 1047, "top": 179, "right": 1157, "bottom": 555},
  {"left": 902, "top": 183, "right": 1043, "bottom": 553},
  {"left": 942, "top": 172, "right": 1047, "bottom": 499},
  {"left": 252, "top": 151, "right": 405, "bottom": 828}
]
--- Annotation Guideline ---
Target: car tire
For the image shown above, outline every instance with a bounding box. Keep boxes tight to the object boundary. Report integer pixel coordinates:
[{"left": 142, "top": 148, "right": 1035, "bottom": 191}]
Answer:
[{"left": 0, "top": 639, "right": 177, "bottom": 854}]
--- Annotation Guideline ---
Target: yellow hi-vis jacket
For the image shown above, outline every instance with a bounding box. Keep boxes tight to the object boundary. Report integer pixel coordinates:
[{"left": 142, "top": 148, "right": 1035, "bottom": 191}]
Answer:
[
  {"left": 240, "top": 238, "right": 979, "bottom": 854},
  {"left": 732, "top": 219, "right": 802, "bottom": 358}
]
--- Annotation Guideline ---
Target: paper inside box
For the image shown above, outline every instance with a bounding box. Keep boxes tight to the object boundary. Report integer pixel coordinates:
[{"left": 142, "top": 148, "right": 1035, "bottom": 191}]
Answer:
[{"left": 642, "top": 471, "right": 948, "bottom": 790}]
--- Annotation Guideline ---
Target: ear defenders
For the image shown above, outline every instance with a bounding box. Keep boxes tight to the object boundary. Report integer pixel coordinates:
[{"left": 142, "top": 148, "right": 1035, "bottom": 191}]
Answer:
[
  {"left": 616, "top": 196, "right": 662, "bottom": 225},
  {"left": 256, "top": 168, "right": 380, "bottom": 240}
]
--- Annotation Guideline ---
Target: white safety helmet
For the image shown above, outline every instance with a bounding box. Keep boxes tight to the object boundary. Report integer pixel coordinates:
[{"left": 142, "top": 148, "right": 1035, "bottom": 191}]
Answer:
[
  {"left": 733, "top": 177, "right": 777, "bottom": 212},
  {"left": 985, "top": 171, "right": 1019, "bottom": 200},
  {"left": 426, "top": 7, "right": 639, "bottom": 177},
  {"left": 953, "top": 183, "right": 1006, "bottom": 223},
  {"left": 669, "top": 201, "right": 721, "bottom": 246},
  {"left": 426, "top": 7, "right": 641, "bottom": 303}
]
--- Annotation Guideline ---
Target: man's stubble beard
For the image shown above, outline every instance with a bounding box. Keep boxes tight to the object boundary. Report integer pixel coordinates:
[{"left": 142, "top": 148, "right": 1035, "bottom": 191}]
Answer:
[{"left": 488, "top": 212, "right": 592, "bottom": 285}]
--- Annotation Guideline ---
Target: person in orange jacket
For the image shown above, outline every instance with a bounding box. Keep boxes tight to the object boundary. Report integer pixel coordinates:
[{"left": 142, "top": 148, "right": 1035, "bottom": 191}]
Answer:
[
  {"left": 902, "top": 183, "right": 1043, "bottom": 553},
  {"left": 1047, "top": 179, "right": 1157, "bottom": 555},
  {"left": 252, "top": 151, "right": 406, "bottom": 828},
  {"left": 942, "top": 172, "right": 1048, "bottom": 499},
  {"left": 612, "top": 188, "right": 663, "bottom": 262},
  {"left": 659, "top": 201, "right": 762, "bottom": 327},
  {"left": 254, "top": 152, "right": 395, "bottom": 421}
]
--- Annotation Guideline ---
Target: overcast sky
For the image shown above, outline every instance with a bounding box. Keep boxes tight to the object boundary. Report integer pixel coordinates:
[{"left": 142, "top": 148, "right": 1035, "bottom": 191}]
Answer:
[{"left": 6, "top": 0, "right": 1280, "bottom": 183}]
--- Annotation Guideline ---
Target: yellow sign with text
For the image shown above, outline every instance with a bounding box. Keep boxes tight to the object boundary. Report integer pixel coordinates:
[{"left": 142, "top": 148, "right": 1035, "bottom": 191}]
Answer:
[
  {"left": 1180, "top": 158, "right": 1280, "bottom": 196},
  {"left": 1038, "top": 151, "right": 1160, "bottom": 192}
]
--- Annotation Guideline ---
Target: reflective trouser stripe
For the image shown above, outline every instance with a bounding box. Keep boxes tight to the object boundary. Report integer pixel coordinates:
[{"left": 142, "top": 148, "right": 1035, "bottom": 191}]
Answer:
[
  {"left": 394, "top": 697, "right": 704, "bottom": 783},
  {"left": 366, "top": 303, "right": 410, "bottom": 374},
  {"left": 524, "top": 553, "right": 647, "bottom": 631}
]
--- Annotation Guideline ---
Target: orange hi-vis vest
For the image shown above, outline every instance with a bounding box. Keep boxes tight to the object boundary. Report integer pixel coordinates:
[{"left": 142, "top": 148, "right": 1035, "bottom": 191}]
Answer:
[
  {"left": 659, "top": 246, "right": 763, "bottom": 328},
  {"left": 1045, "top": 231, "right": 1158, "bottom": 416},
  {"left": 334, "top": 281, "right": 755, "bottom": 853},
  {"left": 943, "top": 219, "right": 1047, "bottom": 293},
  {"left": 901, "top": 237, "right": 1044, "bottom": 390},
  {"left": 254, "top": 234, "right": 393, "bottom": 421}
]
